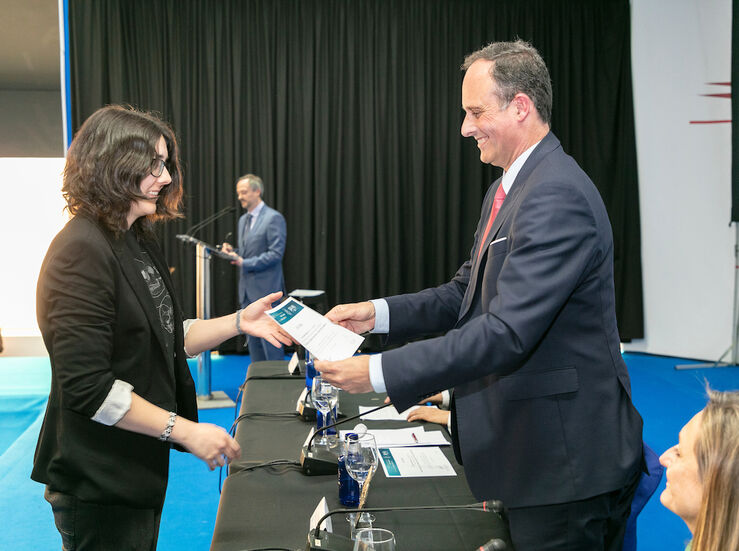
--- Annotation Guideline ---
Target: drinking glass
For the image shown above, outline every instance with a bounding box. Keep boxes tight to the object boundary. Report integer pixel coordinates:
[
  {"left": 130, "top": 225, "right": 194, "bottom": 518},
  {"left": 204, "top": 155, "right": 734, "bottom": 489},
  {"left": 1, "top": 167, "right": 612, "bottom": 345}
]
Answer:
[
  {"left": 345, "top": 433, "right": 379, "bottom": 536},
  {"left": 311, "top": 376, "right": 338, "bottom": 446},
  {"left": 352, "top": 528, "right": 396, "bottom": 551}
]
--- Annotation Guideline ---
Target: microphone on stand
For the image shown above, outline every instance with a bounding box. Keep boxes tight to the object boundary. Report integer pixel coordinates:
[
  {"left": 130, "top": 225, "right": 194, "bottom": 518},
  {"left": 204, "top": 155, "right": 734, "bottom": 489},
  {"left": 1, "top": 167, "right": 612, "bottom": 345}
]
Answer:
[
  {"left": 222, "top": 231, "right": 233, "bottom": 247},
  {"left": 300, "top": 403, "right": 393, "bottom": 476},
  {"left": 185, "top": 205, "right": 237, "bottom": 238},
  {"left": 306, "top": 500, "right": 509, "bottom": 551}
]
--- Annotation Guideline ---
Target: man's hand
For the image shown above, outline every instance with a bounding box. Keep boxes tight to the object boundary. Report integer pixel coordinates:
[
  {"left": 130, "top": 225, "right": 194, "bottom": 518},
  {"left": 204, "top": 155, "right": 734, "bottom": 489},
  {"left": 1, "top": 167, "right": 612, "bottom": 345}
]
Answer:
[
  {"left": 315, "top": 355, "right": 373, "bottom": 393},
  {"left": 325, "top": 301, "right": 376, "bottom": 334},
  {"left": 240, "top": 292, "right": 292, "bottom": 348},
  {"left": 226, "top": 250, "right": 244, "bottom": 267},
  {"left": 406, "top": 406, "right": 450, "bottom": 427},
  {"left": 221, "top": 242, "right": 234, "bottom": 254}
]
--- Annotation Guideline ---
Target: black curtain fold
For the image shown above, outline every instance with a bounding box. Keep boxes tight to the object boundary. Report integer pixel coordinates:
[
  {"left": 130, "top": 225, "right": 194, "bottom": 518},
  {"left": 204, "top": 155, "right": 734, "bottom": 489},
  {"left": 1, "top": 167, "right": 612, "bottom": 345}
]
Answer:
[{"left": 69, "top": 0, "right": 644, "bottom": 339}]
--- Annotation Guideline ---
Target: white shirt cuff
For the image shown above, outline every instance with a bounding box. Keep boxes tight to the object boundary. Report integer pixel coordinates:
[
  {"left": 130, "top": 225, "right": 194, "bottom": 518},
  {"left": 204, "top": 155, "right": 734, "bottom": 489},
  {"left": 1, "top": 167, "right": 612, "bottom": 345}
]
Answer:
[
  {"left": 369, "top": 299, "right": 389, "bottom": 334},
  {"left": 368, "top": 353, "right": 387, "bottom": 393},
  {"left": 91, "top": 379, "right": 134, "bottom": 425},
  {"left": 182, "top": 318, "right": 199, "bottom": 358},
  {"left": 441, "top": 389, "right": 451, "bottom": 409}
]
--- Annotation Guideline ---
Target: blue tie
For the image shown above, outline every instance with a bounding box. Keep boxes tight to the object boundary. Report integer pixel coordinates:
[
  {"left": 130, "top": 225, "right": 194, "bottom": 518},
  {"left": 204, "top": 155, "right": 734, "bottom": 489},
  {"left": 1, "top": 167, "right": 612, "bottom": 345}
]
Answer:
[{"left": 241, "top": 214, "right": 253, "bottom": 249}]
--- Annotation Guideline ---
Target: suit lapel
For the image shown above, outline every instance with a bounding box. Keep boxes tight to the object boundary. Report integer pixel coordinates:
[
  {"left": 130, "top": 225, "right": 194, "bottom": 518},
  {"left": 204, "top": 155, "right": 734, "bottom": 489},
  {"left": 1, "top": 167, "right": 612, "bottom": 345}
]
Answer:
[
  {"left": 105, "top": 230, "right": 173, "bottom": 370},
  {"left": 457, "top": 132, "right": 561, "bottom": 323},
  {"left": 141, "top": 239, "right": 182, "bottom": 379},
  {"left": 250, "top": 207, "right": 268, "bottom": 237}
]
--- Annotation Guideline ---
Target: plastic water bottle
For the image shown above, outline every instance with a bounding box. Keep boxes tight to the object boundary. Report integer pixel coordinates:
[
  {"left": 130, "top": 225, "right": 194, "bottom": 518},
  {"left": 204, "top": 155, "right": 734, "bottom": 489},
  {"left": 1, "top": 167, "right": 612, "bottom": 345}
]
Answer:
[
  {"left": 305, "top": 351, "right": 317, "bottom": 391},
  {"left": 338, "top": 433, "right": 360, "bottom": 506}
]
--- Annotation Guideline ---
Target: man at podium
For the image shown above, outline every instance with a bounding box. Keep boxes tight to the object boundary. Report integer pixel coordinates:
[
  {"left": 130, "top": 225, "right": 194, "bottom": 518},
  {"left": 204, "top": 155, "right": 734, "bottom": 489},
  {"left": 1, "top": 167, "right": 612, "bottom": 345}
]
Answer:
[{"left": 222, "top": 174, "right": 287, "bottom": 361}]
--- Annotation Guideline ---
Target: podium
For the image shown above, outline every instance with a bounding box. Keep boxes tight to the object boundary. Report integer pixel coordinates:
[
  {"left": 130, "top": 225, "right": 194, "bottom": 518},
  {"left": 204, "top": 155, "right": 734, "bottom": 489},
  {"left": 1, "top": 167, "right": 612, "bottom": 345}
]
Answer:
[{"left": 177, "top": 234, "right": 235, "bottom": 409}]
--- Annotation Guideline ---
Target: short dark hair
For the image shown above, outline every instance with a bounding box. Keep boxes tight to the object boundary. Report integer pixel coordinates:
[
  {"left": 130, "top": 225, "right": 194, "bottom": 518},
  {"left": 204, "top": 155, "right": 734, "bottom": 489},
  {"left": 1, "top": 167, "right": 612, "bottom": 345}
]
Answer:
[
  {"left": 462, "top": 40, "right": 552, "bottom": 125},
  {"left": 237, "top": 173, "right": 264, "bottom": 195},
  {"left": 62, "top": 105, "right": 183, "bottom": 237}
]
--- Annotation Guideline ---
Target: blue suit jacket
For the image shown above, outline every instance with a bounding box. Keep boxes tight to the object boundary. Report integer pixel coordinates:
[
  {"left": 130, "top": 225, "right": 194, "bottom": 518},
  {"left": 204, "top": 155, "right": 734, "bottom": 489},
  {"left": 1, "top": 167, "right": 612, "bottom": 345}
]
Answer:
[
  {"left": 381, "top": 133, "right": 643, "bottom": 508},
  {"left": 237, "top": 204, "right": 286, "bottom": 306}
]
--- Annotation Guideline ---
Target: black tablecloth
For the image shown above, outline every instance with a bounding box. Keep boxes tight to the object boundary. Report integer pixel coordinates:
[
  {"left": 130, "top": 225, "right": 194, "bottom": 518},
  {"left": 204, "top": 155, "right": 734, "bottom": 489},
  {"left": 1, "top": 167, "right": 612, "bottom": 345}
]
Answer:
[{"left": 211, "top": 361, "right": 509, "bottom": 550}]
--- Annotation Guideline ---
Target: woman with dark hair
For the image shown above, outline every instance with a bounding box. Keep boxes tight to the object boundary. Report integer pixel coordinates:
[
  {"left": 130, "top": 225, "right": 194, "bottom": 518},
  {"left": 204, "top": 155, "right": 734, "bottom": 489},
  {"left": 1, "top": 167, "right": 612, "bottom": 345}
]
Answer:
[
  {"left": 33, "top": 105, "right": 290, "bottom": 550},
  {"left": 659, "top": 388, "right": 739, "bottom": 551}
]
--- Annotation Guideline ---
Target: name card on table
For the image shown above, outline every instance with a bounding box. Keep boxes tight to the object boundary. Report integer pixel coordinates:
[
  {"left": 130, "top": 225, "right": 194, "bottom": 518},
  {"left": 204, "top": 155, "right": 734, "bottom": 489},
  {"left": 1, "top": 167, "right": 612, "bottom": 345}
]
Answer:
[
  {"left": 296, "top": 387, "right": 308, "bottom": 414},
  {"left": 287, "top": 352, "right": 299, "bottom": 374},
  {"left": 309, "top": 496, "right": 332, "bottom": 533}
]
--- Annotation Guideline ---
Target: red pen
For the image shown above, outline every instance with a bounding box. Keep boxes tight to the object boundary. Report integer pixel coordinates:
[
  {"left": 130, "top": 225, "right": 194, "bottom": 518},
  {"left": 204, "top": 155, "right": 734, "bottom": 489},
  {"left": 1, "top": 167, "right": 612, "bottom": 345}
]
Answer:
[{"left": 411, "top": 432, "right": 418, "bottom": 443}]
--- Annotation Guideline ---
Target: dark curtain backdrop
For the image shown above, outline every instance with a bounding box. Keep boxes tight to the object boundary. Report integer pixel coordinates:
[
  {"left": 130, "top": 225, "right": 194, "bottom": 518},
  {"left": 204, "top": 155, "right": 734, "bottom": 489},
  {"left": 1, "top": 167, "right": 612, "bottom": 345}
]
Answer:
[{"left": 68, "top": 0, "right": 644, "bottom": 340}]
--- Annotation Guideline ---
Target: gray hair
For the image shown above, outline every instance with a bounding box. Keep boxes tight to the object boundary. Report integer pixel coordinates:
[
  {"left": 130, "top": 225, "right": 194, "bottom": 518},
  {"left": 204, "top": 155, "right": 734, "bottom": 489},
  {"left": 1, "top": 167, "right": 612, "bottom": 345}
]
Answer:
[
  {"left": 237, "top": 173, "right": 264, "bottom": 195},
  {"left": 462, "top": 40, "right": 552, "bottom": 125}
]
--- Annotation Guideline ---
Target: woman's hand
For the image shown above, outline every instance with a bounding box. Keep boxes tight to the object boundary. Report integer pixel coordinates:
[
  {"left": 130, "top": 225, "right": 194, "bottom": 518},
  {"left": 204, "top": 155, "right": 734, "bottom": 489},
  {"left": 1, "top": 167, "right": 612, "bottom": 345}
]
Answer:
[
  {"left": 240, "top": 292, "right": 293, "bottom": 348},
  {"left": 171, "top": 418, "right": 241, "bottom": 470},
  {"left": 406, "top": 406, "right": 450, "bottom": 427}
]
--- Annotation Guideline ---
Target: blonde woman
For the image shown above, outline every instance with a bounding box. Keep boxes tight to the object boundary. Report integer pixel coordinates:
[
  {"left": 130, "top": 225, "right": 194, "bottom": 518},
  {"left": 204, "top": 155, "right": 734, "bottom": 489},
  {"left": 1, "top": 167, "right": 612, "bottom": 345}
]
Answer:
[{"left": 659, "top": 389, "right": 739, "bottom": 551}]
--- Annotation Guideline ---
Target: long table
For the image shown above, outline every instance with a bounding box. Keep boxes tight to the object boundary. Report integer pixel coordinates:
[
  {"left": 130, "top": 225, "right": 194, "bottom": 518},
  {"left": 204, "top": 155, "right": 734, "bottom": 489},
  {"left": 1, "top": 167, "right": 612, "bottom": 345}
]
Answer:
[{"left": 210, "top": 361, "right": 510, "bottom": 550}]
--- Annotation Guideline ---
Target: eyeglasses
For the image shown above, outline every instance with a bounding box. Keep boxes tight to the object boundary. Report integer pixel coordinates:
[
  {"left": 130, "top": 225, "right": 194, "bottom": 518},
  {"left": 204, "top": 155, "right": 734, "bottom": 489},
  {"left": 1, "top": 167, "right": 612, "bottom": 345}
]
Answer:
[{"left": 150, "top": 158, "right": 169, "bottom": 178}]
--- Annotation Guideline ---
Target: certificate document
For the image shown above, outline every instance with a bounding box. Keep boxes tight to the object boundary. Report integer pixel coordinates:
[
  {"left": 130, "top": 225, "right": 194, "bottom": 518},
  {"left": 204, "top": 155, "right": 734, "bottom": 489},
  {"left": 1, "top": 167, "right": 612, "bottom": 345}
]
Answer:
[
  {"left": 378, "top": 447, "right": 457, "bottom": 478},
  {"left": 266, "top": 297, "right": 364, "bottom": 361}
]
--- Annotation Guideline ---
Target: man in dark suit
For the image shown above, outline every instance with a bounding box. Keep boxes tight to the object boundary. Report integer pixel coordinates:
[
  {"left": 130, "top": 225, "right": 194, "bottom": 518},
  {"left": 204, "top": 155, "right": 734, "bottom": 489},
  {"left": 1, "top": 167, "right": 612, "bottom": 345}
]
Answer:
[
  {"left": 317, "top": 40, "right": 643, "bottom": 550},
  {"left": 223, "top": 174, "right": 287, "bottom": 361}
]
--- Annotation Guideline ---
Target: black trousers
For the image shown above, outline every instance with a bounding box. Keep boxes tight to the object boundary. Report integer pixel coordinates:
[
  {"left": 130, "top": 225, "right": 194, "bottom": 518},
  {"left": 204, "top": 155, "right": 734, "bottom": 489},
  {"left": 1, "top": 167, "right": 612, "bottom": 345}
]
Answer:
[
  {"left": 44, "top": 487, "right": 163, "bottom": 551},
  {"left": 505, "top": 469, "right": 641, "bottom": 551}
]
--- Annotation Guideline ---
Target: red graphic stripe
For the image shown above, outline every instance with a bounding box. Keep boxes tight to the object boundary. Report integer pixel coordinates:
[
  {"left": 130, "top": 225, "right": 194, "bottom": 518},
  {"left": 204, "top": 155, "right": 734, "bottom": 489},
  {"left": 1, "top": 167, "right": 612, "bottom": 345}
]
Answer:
[
  {"left": 701, "top": 93, "right": 731, "bottom": 98},
  {"left": 689, "top": 120, "right": 731, "bottom": 124}
]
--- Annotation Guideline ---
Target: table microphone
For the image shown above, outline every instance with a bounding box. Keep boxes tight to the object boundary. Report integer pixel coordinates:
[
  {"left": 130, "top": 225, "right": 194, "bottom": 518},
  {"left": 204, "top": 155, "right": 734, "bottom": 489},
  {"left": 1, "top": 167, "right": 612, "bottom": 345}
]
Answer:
[
  {"left": 300, "top": 403, "right": 393, "bottom": 476},
  {"left": 306, "top": 501, "right": 508, "bottom": 551}
]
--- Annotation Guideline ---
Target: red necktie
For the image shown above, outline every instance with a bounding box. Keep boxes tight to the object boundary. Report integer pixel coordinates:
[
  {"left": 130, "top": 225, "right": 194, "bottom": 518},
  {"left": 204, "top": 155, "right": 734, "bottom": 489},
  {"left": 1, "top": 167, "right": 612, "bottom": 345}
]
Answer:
[{"left": 476, "top": 184, "right": 507, "bottom": 261}]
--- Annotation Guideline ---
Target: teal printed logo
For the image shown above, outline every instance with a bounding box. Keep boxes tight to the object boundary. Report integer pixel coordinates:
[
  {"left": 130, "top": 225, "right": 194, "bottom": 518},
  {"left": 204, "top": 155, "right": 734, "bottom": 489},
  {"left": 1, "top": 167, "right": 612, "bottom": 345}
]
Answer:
[
  {"left": 380, "top": 448, "right": 399, "bottom": 476},
  {"left": 271, "top": 301, "right": 304, "bottom": 324}
]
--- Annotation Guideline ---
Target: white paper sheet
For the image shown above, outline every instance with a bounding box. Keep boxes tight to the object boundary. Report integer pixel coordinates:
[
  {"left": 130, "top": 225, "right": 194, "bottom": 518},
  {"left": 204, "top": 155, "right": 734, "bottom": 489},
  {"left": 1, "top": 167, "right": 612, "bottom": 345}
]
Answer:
[
  {"left": 340, "top": 427, "right": 450, "bottom": 448},
  {"left": 378, "top": 447, "right": 457, "bottom": 478},
  {"left": 358, "top": 404, "right": 420, "bottom": 421},
  {"left": 266, "top": 297, "right": 364, "bottom": 361}
]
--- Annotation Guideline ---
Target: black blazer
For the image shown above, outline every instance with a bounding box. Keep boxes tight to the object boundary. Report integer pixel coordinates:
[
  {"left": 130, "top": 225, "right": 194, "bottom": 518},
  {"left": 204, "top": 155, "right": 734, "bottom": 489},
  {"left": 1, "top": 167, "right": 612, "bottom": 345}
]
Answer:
[
  {"left": 32, "top": 214, "right": 198, "bottom": 508},
  {"left": 381, "top": 133, "right": 643, "bottom": 508}
]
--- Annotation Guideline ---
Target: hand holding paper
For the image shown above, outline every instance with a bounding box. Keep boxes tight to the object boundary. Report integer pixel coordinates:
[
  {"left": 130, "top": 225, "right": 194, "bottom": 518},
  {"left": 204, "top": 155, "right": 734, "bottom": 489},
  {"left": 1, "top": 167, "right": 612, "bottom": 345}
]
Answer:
[
  {"left": 266, "top": 297, "right": 364, "bottom": 361},
  {"left": 240, "top": 292, "right": 293, "bottom": 348},
  {"left": 325, "top": 301, "right": 377, "bottom": 334}
]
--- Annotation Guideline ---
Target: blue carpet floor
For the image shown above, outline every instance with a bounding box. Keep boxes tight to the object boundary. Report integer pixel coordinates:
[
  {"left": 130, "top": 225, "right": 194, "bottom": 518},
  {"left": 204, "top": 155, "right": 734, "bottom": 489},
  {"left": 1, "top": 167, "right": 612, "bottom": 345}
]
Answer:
[{"left": 0, "top": 352, "right": 737, "bottom": 550}]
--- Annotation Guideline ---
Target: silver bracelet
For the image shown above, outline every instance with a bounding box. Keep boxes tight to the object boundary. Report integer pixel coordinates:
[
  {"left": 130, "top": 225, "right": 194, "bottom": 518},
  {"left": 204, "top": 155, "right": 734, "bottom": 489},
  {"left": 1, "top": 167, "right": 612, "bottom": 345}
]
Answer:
[
  {"left": 158, "top": 411, "right": 177, "bottom": 442},
  {"left": 235, "top": 308, "right": 246, "bottom": 335}
]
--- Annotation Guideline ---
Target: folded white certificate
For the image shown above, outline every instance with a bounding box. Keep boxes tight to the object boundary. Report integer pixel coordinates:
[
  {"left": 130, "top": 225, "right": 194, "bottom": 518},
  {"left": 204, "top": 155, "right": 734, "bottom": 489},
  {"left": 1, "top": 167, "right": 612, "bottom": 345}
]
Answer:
[
  {"left": 358, "top": 404, "right": 419, "bottom": 421},
  {"left": 266, "top": 297, "right": 364, "bottom": 361},
  {"left": 378, "top": 447, "right": 457, "bottom": 478}
]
